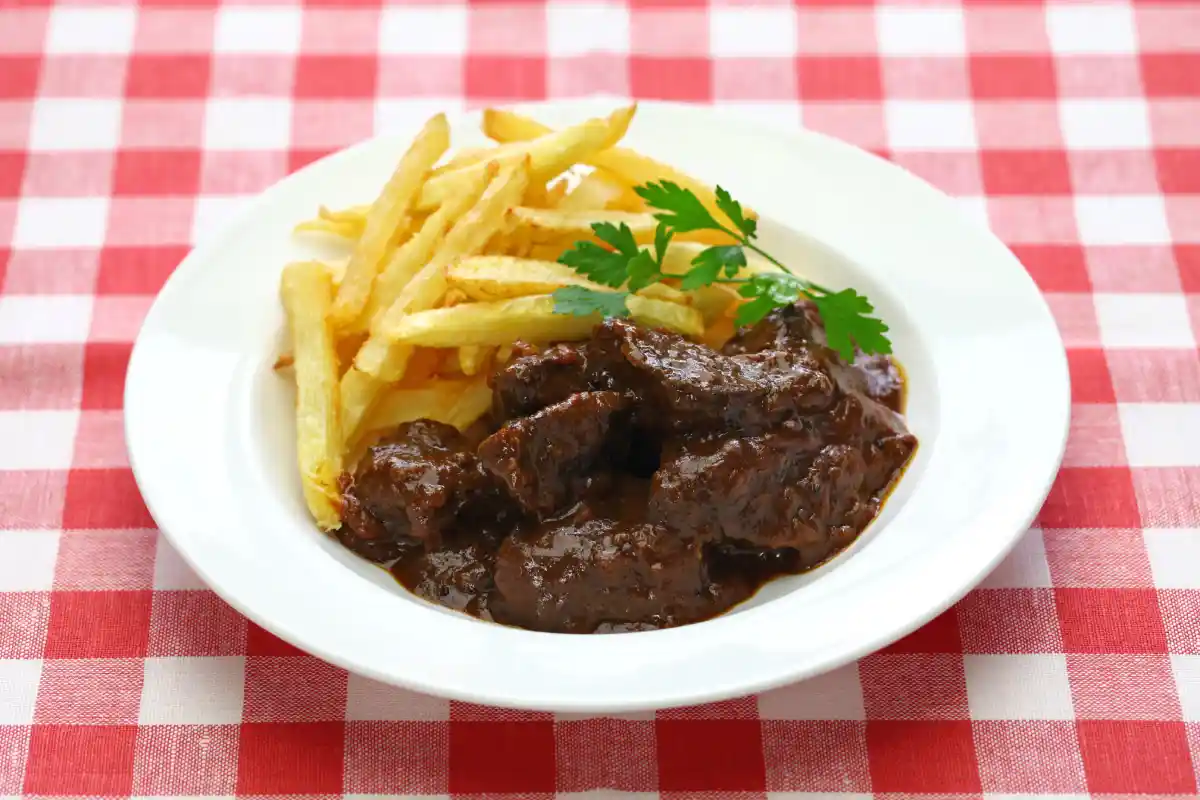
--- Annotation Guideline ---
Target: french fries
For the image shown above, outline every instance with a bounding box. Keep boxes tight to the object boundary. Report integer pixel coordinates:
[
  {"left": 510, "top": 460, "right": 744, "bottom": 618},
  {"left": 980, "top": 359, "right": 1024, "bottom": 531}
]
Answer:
[
  {"left": 279, "top": 104, "right": 760, "bottom": 532},
  {"left": 329, "top": 114, "right": 450, "bottom": 329},
  {"left": 279, "top": 261, "right": 342, "bottom": 530},
  {"left": 386, "top": 292, "right": 704, "bottom": 346}
]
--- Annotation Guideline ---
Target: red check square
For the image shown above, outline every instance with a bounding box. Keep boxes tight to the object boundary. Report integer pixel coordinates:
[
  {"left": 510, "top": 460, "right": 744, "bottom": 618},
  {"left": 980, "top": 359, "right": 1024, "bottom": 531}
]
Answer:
[
  {"left": 23, "top": 724, "right": 138, "bottom": 797},
  {"left": 247, "top": 620, "right": 308, "bottom": 656},
  {"left": 80, "top": 342, "right": 133, "bottom": 410},
  {"left": 294, "top": 55, "right": 377, "bottom": 99},
  {"left": 449, "top": 720, "right": 556, "bottom": 793},
  {"left": 798, "top": 56, "right": 882, "bottom": 100},
  {"left": 656, "top": 719, "right": 766, "bottom": 791},
  {"left": 125, "top": 54, "right": 212, "bottom": 98},
  {"left": 344, "top": 721, "right": 449, "bottom": 794},
  {"left": 969, "top": 55, "right": 1057, "bottom": 99},
  {"left": 0, "top": 57, "right": 40, "bottom": 98},
  {"left": 981, "top": 150, "right": 1072, "bottom": 196},
  {"left": 1156, "top": 148, "right": 1200, "bottom": 194},
  {"left": 63, "top": 468, "right": 155, "bottom": 529},
  {"left": 1178, "top": 244, "right": 1200, "bottom": 293},
  {"left": 1066, "top": 348, "right": 1116, "bottom": 404},
  {"left": 630, "top": 57, "right": 711, "bottom": 101},
  {"left": 880, "top": 609, "right": 963, "bottom": 653},
  {"left": 0, "top": 152, "right": 24, "bottom": 198},
  {"left": 1142, "top": 53, "right": 1200, "bottom": 97},
  {"left": 1011, "top": 245, "right": 1091, "bottom": 294},
  {"left": 236, "top": 722, "right": 345, "bottom": 795},
  {"left": 43, "top": 590, "right": 152, "bottom": 658},
  {"left": 1056, "top": 588, "right": 1169, "bottom": 654},
  {"left": 866, "top": 720, "right": 981, "bottom": 793},
  {"left": 1077, "top": 720, "right": 1197, "bottom": 794},
  {"left": 113, "top": 150, "right": 202, "bottom": 196},
  {"left": 465, "top": 56, "right": 547, "bottom": 100},
  {"left": 96, "top": 246, "right": 188, "bottom": 295},
  {"left": 1038, "top": 467, "right": 1141, "bottom": 528}
]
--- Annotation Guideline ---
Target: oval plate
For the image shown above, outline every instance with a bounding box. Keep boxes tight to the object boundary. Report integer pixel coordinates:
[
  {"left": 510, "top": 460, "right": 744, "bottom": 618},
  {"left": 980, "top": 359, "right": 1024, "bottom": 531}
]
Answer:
[{"left": 125, "top": 100, "right": 1069, "bottom": 712}]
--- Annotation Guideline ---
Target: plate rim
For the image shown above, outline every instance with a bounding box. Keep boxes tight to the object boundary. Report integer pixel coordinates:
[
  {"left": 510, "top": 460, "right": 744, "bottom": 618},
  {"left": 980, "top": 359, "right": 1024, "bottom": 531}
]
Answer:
[{"left": 125, "top": 99, "right": 1070, "bottom": 711}]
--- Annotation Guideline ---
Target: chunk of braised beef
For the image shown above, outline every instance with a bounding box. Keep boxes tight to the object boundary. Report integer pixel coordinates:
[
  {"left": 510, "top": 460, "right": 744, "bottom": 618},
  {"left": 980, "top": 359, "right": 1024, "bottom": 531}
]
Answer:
[
  {"left": 338, "top": 419, "right": 510, "bottom": 554},
  {"left": 490, "top": 518, "right": 708, "bottom": 634},
  {"left": 389, "top": 537, "right": 496, "bottom": 620},
  {"left": 478, "top": 391, "right": 631, "bottom": 518},
  {"left": 722, "top": 300, "right": 824, "bottom": 355},
  {"left": 489, "top": 343, "right": 589, "bottom": 420},
  {"left": 596, "top": 319, "right": 835, "bottom": 433}
]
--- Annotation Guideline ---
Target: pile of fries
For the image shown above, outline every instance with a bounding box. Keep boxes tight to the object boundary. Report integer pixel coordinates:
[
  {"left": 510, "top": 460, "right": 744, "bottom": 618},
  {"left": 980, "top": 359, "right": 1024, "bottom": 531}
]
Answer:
[{"left": 279, "top": 104, "right": 755, "bottom": 530}]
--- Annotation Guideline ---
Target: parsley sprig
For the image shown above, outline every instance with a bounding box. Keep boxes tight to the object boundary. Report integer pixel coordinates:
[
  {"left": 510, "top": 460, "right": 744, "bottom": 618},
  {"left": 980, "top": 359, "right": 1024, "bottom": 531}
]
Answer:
[{"left": 550, "top": 180, "right": 891, "bottom": 361}]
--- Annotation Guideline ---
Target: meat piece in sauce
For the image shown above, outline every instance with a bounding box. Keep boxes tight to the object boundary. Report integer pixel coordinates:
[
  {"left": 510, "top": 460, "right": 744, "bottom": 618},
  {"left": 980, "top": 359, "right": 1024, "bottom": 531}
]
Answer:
[
  {"left": 338, "top": 420, "right": 510, "bottom": 558},
  {"left": 490, "top": 343, "right": 588, "bottom": 420},
  {"left": 478, "top": 391, "right": 631, "bottom": 518},
  {"left": 490, "top": 518, "right": 708, "bottom": 633},
  {"left": 390, "top": 537, "right": 496, "bottom": 619},
  {"left": 595, "top": 319, "right": 836, "bottom": 433}
]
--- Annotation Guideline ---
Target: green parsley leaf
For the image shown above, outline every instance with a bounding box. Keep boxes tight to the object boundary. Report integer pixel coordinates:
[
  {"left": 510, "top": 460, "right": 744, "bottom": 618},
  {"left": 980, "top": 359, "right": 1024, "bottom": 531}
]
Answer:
[
  {"left": 681, "top": 246, "right": 745, "bottom": 289},
  {"left": 653, "top": 223, "right": 673, "bottom": 268},
  {"left": 635, "top": 180, "right": 720, "bottom": 233},
  {"left": 592, "top": 221, "right": 641, "bottom": 257},
  {"left": 626, "top": 251, "right": 660, "bottom": 292},
  {"left": 715, "top": 186, "right": 757, "bottom": 240},
  {"left": 734, "top": 294, "right": 780, "bottom": 327},
  {"left": 810, "top": 288, "right": 892, "bottom": 361},
  {"left": 551, "top": 286, "right": 630, "bottom": 318},
  {"left": 557, "top": 241, "right": 629, "bottom": 288}
]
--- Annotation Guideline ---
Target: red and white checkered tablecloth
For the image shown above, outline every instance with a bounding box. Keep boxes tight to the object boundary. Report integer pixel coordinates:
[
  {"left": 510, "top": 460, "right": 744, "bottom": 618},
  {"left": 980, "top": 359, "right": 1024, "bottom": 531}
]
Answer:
[{"left": 2, "top": 0, "right": 1199, "bottom": 795}]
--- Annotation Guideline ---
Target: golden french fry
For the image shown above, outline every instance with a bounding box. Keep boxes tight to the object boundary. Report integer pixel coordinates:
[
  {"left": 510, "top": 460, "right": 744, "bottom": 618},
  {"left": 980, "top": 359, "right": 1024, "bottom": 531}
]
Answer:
[
  {"left": 415, "top": 106, "right": 634, "bottom": 212},
  {"left": 341, "top": 159, "right": 531, "bottom": 444},
  {"left": 279, "top": 261, "right": 342, "bottom": 530},
  {"left": 388, "top": 292, "right": 703, "bottom": 345},
  {"left": 294, "top": 218, "right": 360, "bottom": 239},
  {"left": 447, "top": 256, "right": 605, "bottom": 301},
  {"left": 320, "top": 204, "right": 371, "bottom": 225},
  {"left": 482, "top": 107, "right": 750, "bottom": 242},
  {"left": 357, "top": 164, "right": 494, "bottom": 334},
  {"left": 556, "top": 168, "right": 640, "bottom": 212},
  {"left": 507, "top": 207, "right": 658, "bottom": 243},
  {"left": 430, "top": 142, "right": 528, "bottom": 177},
  {"left": 361, "top": 379, "right": 471, "bottom": 436},
  {"left": 447, "top": 375, "right": 493, "bottom": 429},
  {"left": 688, "top": 284, "right": 738, "bottom": 325},
  {"left": 655, "top": 240, "right": 779, "bottom": 279},
  {"left": 457, "top": 345, "right": 494, "bottom": 376},
  {"left": 545, "top": 178, "right": 569, "bottom": 207},
  {"left": 329, "top": 114, "right": 450, "bottom": 329},
  {"left": 447, "top": 255, "right": 691, "bottom": 307}
]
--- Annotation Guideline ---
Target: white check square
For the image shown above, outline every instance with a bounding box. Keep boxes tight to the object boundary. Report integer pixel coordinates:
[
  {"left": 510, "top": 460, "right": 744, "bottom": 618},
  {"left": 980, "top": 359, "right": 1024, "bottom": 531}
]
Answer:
[
  {"left": 1060, "top": 99, "right": 1152, "bottom": 150},
  {"left": 203, "top": 98, "right": 291, "bottom": 150},
  {"left": 140, "top": 657, "right": 246, "bottom": 724},
  {"left": 378, "top": 7, "right": 468, "bottom": 55},
  {"left": 876, "top": 6, "right": 966, "bottom": 56},
  {"left": 757, "top": 664, "right": 865, "bottom": 719},
  {"left": 0, "top": 411, "right": 78, "bottom": 470},
  {"left": 29, "top": 99, "right": 122, "bottom": 151},
  {"left": 885, "top": 101, "right": 977, "bottom": 150},
  {"left": 14, "top": 197, "right": 109, "bottom": 248},
  {"left": 0, "top": 530, "right": 60, "bottom": 592},
  {"left": 46, "top": 7, "right": 136, "bottom": 54},
  {"left": 345, "top": 674, "right": 451, "bottom": 720},
  {"left": 191, "top": 195, "right": 251, "bottom": 246},
  {"left": 213, "top": 6, "right": 303, "bottom": 54},
  {"left": 1120, "top": 404, "right": 1200, "bottom": 468},
  {"left": 1144, "top": 529, "right": 1200, "bottom": 589},
  {"left": 1075, "top": 196, "right": 1171, "bottom": 246},
  {"left": 712, "top": 102, "right": 801, "bottom": 131},
  {"left": 375, "top": 98, "right": 466, "bottom": 137},
  {"left": 0, "top": 659, "right": 42, "bottom": 724},
  {"left": 153, "top": 537, "right": 207, "bottom": 590},
  {"left": 1047, "top": 4, "right": 1137, "bottom": 54},
  {"left": 1172, "top": 654, "right": 1200, "bottom": 721},
  {"left": 979, "top": 528, "right": 1053, "bottom": 588},
  {"left": 547, "top": 2, "right": 631, "bottom": 56},
  {"left": 709, "top": 8, "right": 798, "bottom": 58},
  {"left": 1094, "top": 293, "right": 1195, "bottom": 348},
  {"left": 965, "top": 654, "right": 1074, "bottom": 720},
  {"left": 0, "top": 295, "right": 93, "bottom": 344}
]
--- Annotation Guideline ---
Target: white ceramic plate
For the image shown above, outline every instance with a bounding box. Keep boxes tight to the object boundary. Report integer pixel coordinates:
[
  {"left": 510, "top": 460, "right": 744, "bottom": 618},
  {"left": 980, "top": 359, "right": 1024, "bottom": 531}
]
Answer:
[{"left": 125, "top": 99, "right": 1069, "bottom": 712}]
